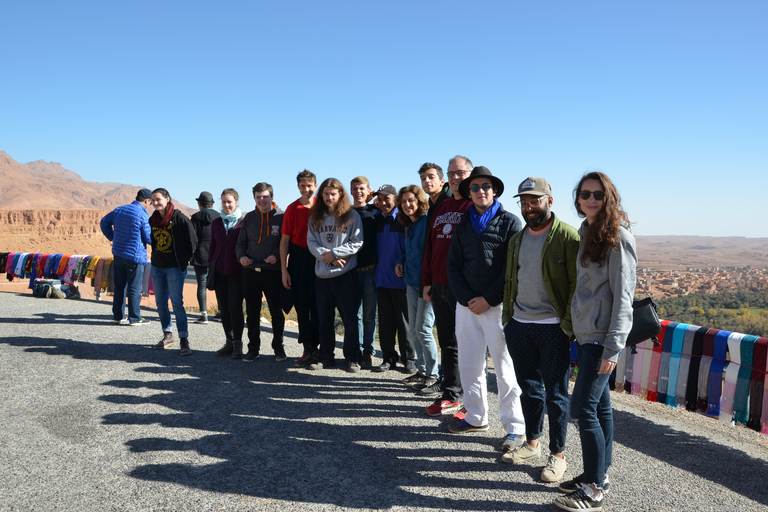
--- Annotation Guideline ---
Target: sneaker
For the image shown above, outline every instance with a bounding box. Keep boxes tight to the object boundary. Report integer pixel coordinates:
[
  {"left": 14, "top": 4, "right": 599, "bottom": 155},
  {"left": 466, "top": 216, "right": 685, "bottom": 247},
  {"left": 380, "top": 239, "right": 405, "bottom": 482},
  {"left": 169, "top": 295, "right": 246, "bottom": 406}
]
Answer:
[
  {"left": 500, "top": 433, "right": 525, "bottom": 453},
  {"left": 559, "top": 474, "right": 610, "bottom": 494},
  {"left": 360, "top": 352, "right": 374, "bottom": 369},
  {"left": 425, "top": 399, "right": 461, "bottom": 417},
  {"left": 347, "top": 361, "right": 361, "bottom": 373},
  {"left": 130, "top": 318, "right": 151, "bottom": 326},
  {"left": 194, "top": 315, "right": 208, "bottom": 324},
  {"left": 293, "top": 352, "right": 312, "bottom": 367},
  {"left": 501, "top": 442, "right": 542, "bottom": 464},
  {"left": 419, "top": 379, "right": 442, "bottom": 396},
  {"left": 309, "top": 359, "right": 336, "bottom": 370},
  {"left": 402, "top": 373, "right": 425, "bottom": 385},
  {"left": 414, "top": 377, "right": 439, "bottom": 391},
  {"left": 242, "top": 351, "right": 259, "bottom": 363},
  {"left": 373, "top": 362, "right": 392, "bottom": 372},
  {"left": 113, "top": 318, "right": 129, "bottom": 325},
  {"left": 553, "top": 485, "right": 603, "bottom": 512},
  {"left": 403, "top": 361, "right": 417, "bottom": 374},
  {"left": 541, "top": 454, "right": 567, "bottom": 483},
  {"left": 453, "top": 407, "right": 467, "bottom": 421},
  {"left": 153, "top": 332, "right": 175, "bottom": 349},
  {"left": 275, "top": 352, "right": 287, "bottom": 362},
  {"left": 448, "top": 418, "right": 489, "bottom": 433}
]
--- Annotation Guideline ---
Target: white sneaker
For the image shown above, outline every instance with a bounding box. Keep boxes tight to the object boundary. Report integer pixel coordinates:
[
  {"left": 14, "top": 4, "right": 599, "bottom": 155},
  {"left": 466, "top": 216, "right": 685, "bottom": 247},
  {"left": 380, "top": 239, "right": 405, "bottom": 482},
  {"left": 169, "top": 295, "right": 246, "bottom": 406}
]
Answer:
[{"left": 541, "top": 454, "right": 567, "bottom": 482}]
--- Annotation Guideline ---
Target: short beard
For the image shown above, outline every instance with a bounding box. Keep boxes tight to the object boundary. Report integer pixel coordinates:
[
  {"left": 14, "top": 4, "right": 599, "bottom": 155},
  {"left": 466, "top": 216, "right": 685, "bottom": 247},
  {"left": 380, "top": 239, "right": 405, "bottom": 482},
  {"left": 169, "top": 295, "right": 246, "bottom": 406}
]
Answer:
[{"left": 526, "top": 206, "right": 551, "bottom": 229}]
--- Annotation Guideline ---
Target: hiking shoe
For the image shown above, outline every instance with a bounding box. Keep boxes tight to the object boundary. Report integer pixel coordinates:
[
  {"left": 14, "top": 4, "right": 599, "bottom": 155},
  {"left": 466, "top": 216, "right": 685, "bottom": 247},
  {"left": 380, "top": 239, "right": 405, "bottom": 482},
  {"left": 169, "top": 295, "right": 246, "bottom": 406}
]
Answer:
[
  {"left": 242, "top": 351, "right": 259, "bottom": 363},
  {"left": 194, "top": 315, "right": 208, "bottom": 324},
  {"left": 448, "top": 418, "right": 489, "bottom": 434},
  {"left": 453, "top": 407, "right": 467, "bottom": 421},
  {"left": 403, "top": 361, "right": 417, "bottom": 374},
  {"left": 113, "top": 318, "right": 129, "bottom": 325},
  {"left": 553, "top": 485, "right": 603, "bottom": 512},
  {"left": 179, "top": 338, "right": 192, "bottom": 356},
  {"left": 425, "top": 399, "right": 461, "bottom": 417},
  {"left": 559, "top": 474, "right": 610, "bottom": 494},
  {"left": 275, "top": 352, "right": 288, "bottom": 362},
  {"left": 373, "top": 362, "right": 392, "bottom": 372},
  {"left": 419, "top": 379, "right": 442, "bottom": 396},
  {"left": 153, "top": 332, "right": 175, "bottom": 349},
  {"left": 541, "top": 454, "right": 567, "bottom": 483},
  {"left": 402, "top": 372, "right": 425, "bottom": 385},
  {"left": 501, "top": 442, "right": 541, "bottom": 464},
  {"left": 347, "top": 361, "right": 361, "bottom": 373},
  {"left": 500, "top": 433, "right": 526, "bottom": 453},
  {"left": 309, "top": 359, "right": 336, "bottom": 370},
  {"left": 130, "top": 318, "right": 151, "bottom": 326},
  {"left": 360, "top": 352, "right": 373, "bottom": 369}
]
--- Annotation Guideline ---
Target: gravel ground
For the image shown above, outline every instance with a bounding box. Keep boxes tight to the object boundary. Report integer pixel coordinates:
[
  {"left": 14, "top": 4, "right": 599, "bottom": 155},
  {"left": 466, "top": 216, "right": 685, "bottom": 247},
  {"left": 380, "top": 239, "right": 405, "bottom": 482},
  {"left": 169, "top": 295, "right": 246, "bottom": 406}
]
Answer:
[{"left": 1, "top": 291, "right": 767, "bottom": 512}]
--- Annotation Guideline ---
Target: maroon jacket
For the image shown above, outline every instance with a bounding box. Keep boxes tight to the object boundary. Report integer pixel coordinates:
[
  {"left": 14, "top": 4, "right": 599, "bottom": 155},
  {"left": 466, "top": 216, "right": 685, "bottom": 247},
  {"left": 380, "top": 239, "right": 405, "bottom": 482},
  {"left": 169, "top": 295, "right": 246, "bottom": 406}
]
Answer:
[
  {"left": 208, "top": 217, "right": 244, "bottom": 276},
  {"left": 421, "top": 196, "right": 471, "bottom": 287}
]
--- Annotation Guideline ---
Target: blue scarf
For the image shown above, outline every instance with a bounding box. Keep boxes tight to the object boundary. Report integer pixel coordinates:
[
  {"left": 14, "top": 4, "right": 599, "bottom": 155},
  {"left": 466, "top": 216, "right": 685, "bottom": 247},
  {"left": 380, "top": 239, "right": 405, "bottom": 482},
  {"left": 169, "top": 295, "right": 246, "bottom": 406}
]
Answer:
[
  {"left": 469, "top": 200, "right": 500, "bottom": 235},
  {"left": 221, "top": 208, "right": 242, "bottom": 232}
]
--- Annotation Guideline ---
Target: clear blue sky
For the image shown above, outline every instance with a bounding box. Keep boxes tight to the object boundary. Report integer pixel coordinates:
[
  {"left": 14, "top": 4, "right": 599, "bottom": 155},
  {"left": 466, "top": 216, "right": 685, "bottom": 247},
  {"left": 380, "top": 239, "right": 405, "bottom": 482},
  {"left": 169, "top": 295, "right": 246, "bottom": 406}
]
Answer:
[{"left": 2, "top": 1, "right": 766, "bottom": 237}]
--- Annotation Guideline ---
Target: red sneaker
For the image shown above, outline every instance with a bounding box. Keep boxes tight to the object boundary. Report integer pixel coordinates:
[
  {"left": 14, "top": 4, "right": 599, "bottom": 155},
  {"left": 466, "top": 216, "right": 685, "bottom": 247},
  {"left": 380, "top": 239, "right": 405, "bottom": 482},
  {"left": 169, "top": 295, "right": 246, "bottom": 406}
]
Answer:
[
  {"left": 425, "top": 399, "right": 461, "bottom": 417},
  {"left": 453, "top": 406, "right": 467, "bottom": 421}
]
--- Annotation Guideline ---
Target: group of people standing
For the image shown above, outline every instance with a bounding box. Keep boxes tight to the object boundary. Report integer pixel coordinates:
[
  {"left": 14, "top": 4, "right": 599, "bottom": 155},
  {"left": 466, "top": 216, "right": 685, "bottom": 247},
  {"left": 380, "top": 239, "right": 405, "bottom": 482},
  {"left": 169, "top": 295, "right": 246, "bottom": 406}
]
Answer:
[{"left": 100, "top": 158, "right": 637, "bottom": 512}]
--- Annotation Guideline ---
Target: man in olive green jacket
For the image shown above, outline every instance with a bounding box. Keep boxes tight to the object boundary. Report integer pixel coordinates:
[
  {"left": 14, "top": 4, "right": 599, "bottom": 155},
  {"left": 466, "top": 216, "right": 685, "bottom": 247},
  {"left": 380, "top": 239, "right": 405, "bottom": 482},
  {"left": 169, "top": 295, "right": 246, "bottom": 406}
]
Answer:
[{"left": 500, "top": 177, "right": 579, "bottom": 485}]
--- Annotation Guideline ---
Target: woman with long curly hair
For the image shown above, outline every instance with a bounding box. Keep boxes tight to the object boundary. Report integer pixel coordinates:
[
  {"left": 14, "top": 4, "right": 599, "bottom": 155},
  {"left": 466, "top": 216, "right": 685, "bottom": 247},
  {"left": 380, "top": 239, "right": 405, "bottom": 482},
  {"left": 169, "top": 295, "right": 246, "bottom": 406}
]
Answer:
[
  {"left": 555, "top": 172, "right": 637, "bottom": 512},
  {"left": 306, "top": 178, "right": 363, "bottom": 372}
]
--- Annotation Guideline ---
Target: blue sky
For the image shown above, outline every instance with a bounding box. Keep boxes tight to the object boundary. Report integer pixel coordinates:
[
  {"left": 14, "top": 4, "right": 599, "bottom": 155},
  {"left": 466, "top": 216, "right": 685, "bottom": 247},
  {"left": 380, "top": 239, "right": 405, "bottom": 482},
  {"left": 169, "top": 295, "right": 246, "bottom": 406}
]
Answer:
[{"left": 2, "top": 1, "right": 766, "bottom": 237}]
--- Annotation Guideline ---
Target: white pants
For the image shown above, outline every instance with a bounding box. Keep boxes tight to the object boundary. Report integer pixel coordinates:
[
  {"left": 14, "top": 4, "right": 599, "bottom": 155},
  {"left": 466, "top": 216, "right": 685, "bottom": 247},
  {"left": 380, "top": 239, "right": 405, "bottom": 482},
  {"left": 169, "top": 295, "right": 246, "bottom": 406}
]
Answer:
[{"left": 456, "top": 304, "right": 525, "bottom": 435}]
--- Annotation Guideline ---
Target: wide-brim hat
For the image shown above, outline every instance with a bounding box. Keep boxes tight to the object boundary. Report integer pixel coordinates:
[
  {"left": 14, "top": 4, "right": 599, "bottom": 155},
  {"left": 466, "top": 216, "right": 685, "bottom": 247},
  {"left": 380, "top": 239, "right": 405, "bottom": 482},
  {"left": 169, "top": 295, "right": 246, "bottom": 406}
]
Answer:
[{"left": 458, "top": 166, "right": 504, "bottom": 200}]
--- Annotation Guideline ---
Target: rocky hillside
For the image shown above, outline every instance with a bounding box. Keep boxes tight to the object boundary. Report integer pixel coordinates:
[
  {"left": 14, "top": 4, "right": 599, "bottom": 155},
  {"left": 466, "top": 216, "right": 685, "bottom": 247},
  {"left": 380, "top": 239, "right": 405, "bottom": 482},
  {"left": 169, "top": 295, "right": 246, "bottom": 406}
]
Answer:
[{"left": 0, "top": 210, "right": 114, "bottom": 255}]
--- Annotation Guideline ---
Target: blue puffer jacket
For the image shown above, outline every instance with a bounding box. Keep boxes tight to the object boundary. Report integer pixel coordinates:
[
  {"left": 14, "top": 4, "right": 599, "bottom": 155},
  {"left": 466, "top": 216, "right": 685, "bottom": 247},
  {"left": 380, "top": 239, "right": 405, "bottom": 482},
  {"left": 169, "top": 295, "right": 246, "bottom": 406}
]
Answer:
[
  {"left": 398, "top": 214, "right": 428, "bottom": 288},
  {"left": 375, "top": 208, "right": 406, "bottom": 289},
  {"left": 100, "top": 201, "right": 152, "bottom": 264}
]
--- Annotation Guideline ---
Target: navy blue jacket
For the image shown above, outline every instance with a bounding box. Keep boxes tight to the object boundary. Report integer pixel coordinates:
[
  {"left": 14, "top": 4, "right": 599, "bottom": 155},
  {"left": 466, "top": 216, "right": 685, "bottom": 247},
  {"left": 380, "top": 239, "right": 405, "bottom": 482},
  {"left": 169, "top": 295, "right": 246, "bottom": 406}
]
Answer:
[
  {"left": 374, "top": 207, "right": 406, "bottom": 289},
  {"left": 100, "top": 201, "right": 152, "bottom": 264}
]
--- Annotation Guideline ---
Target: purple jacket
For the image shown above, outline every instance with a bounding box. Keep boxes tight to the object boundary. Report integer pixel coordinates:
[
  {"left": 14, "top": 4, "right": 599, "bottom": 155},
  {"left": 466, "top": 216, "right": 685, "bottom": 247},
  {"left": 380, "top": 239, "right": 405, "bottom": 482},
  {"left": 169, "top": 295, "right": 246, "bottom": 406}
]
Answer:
[{"left": 208, "top": 216, "right": 244, "bottom": 276}]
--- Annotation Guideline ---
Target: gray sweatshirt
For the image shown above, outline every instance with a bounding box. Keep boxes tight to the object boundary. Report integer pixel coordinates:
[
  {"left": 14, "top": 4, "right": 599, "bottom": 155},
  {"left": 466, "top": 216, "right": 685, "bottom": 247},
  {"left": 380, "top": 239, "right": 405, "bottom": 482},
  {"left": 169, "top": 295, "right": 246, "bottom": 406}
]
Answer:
[
  {"left": 307, "top": 209, "right": 363, "bottom": 278},
  {"left": 571, "top": 222, "right": 637, "bottom": 362}
]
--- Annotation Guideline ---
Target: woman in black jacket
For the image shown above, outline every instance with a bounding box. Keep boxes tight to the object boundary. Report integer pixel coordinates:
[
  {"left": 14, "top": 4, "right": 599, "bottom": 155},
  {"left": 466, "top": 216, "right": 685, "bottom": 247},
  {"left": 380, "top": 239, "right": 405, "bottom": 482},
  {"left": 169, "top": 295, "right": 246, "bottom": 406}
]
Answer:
[{"left": 149, "top": 188, "right": 197, "bottom": 355}]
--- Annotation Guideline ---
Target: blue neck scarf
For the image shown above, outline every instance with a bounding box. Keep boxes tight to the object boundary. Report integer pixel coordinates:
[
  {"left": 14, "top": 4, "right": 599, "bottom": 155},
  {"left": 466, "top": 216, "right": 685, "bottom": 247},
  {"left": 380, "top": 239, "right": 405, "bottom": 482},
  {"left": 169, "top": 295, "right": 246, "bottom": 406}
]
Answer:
[
  {"left": 469, "top": 200, "right": 500, "bottom": 234},
  {"left": 221, "top": 208, "right": 242, "bottom": 232}
]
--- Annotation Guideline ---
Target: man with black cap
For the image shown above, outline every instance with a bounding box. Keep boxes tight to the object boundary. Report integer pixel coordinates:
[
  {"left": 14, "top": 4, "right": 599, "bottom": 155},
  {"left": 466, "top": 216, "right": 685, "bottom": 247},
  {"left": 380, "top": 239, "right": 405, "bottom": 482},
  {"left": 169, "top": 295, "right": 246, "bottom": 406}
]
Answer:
[
  {"left": 372, "top": 184, "right": 415, "bottom": 373},
  {"left": 190, "top": 191, "right": 221, "bottom": 324},
  {"left": 500, "top": 177, "right": 579, "bottom": 484},
  {"left": 446, "top": 167, "right": 526, "bottom": 449},
  {"left": 100, "top": 188, "right": 153, "bottom": 325}
]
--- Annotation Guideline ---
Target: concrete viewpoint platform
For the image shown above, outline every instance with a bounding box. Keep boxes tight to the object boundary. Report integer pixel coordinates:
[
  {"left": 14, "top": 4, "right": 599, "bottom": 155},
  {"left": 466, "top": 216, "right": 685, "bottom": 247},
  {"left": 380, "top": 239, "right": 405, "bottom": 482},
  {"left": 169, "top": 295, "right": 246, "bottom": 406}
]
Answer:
[{"left": 1, "top": 291, "right": 767, "bottom": 511}]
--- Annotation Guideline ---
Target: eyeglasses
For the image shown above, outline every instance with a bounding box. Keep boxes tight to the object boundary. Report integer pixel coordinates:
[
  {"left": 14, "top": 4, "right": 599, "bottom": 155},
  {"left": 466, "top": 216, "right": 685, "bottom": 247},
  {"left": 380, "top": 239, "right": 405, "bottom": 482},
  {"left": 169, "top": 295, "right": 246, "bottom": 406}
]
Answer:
[
  {"left": 447, "top": 170, "right": 470, "bottom": 178},
  {"left": 517, "top": 196, "right": 547, "bottom": 209},
  {"left": 469, "top": 183, "right": 492, "bottom": 193},
  {"left": 578, "top": 190, "right": 605, "bottom": 201}
]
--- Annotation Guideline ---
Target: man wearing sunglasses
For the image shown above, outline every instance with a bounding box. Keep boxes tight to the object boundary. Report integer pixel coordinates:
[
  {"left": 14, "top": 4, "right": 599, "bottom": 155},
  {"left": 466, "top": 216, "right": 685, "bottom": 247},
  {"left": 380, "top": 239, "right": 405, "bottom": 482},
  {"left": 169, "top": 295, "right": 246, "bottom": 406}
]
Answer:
[
  {"left": 445, "top": 166, "right": 526, "bottom": 449},
  {"left": 500, "top": 176, "right": 580, "bottom": 484}
]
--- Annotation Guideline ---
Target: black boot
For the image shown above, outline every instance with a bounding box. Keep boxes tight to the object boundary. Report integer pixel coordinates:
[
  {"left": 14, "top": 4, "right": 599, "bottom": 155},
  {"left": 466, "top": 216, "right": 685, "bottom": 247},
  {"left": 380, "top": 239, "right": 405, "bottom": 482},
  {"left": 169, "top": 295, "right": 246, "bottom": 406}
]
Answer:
[
  {"left": 215, "top": 339, "right": 234, "bottom": 357},
  {"left": 231, "top": 341, "right": 243, "bottom": 360},
  {"left": 179, "top": 337, "right": 192, "bottom": 356}
]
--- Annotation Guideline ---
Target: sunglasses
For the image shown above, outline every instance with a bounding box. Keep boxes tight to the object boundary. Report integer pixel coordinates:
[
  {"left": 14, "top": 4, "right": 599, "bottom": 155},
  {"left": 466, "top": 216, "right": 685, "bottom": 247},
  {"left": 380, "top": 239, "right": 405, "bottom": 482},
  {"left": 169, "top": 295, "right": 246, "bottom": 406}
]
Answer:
[
  {"left": 579, "top": 190, "right": 605, "bottom": 201},
  {"left": 469, "top": 183, "right": 492, "bottom": 193}
]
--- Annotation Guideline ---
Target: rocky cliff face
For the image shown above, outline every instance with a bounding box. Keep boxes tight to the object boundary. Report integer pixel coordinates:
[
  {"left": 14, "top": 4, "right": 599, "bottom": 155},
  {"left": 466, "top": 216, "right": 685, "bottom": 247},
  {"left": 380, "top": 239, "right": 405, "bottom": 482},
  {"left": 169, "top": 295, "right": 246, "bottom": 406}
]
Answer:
[{"left": 0, "top": 210, "right": 114, "bottom": 255}]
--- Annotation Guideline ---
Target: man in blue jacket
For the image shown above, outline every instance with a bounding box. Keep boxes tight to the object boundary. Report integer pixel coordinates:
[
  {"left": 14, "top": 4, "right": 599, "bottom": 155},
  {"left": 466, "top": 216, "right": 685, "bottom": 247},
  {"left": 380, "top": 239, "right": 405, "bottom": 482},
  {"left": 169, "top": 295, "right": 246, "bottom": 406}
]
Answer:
[{"left": 100, "top": 189, "right": 153, "bottom": 325}]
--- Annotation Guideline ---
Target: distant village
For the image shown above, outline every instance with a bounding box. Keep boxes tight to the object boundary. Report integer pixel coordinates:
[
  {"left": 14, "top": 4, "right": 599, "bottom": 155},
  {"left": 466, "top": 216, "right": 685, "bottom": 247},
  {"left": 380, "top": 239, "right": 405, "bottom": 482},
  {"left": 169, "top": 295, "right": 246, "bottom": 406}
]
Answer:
[{"left": 637, "top": 266, "right": 768, "bottom": 298}]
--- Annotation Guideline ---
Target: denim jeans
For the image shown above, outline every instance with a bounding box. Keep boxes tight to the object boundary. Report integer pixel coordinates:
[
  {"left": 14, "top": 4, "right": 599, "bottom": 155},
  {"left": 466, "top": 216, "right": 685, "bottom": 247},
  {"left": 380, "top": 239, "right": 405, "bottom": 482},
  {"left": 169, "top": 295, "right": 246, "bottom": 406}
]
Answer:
[
  {"left": 151, "top": 265, "right": 189, "bottom": 338},
  {"left": 570, "top": 343, "right": 614, "bottom": 489},
  {"left": 406, "top": 285, "right": 438, "bottom": 378},
  {"left": 505, "top": 319, "right": 571, "bottom": 453},
  {"left": 357, "top": 266, "right": 377, "bottom": 356},
  {"left": 112, "top": 256, "right": 144, "bottom": 323}
]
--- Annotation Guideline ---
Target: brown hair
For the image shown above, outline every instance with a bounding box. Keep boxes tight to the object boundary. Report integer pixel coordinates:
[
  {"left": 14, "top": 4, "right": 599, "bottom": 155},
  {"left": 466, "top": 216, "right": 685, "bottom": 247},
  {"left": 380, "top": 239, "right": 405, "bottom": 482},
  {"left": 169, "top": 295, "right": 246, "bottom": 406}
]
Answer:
[
  {"left": 396, "top": 185, "right": 429, "bottom": 226},
  {"left": 297, "top": 169, "right": 316, "bottom": 184},
  {"left": 221, "top": 188, "right": 239, "bottom": 200},
  {"left": 574, "top": 171, "right": 630, "bottom": 267},
  {"left": 309, "top": 178, "right": 353, "bottom": 231}
]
